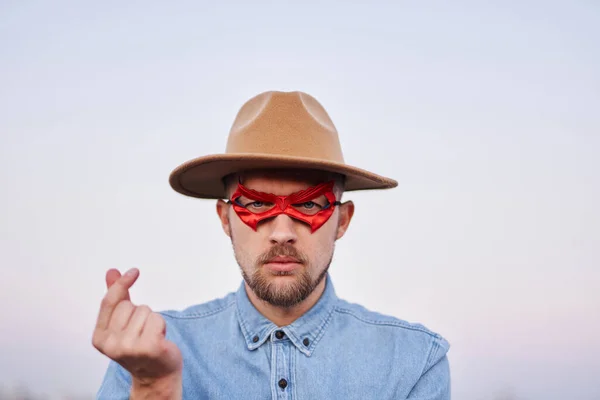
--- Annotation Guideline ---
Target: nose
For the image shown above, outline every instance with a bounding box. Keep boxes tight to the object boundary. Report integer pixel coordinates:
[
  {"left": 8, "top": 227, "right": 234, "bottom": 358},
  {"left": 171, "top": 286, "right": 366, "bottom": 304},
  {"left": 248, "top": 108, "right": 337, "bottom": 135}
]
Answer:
[{"left": 268, "top": 214, "right": 298, "bottom": 245}]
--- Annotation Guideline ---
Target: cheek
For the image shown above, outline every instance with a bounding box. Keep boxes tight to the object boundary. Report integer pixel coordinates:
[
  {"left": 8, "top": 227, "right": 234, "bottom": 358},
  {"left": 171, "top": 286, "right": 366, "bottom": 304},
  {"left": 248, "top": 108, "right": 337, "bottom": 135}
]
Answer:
[
  {"left": 317, "top": 212, "right": 339, "bottom": 240},
  {"left": 232, "top": 220, "right": 252, "bottom": 246},
  {"left": 304, "top": 225, "right": 336, "bottom": 260},
  {"left": 230, "top": 213, "right": 267, "bottom": 257}
]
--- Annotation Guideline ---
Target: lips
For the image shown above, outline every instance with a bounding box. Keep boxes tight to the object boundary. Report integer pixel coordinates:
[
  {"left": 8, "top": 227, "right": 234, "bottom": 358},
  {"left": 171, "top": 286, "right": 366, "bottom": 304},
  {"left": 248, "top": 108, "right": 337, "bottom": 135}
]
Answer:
[
  {"left": 264, "top": 255, "right": 302, "bottom": 273},
  {"left": 267, "top": 256, "right": 300, "bottom": 263}
]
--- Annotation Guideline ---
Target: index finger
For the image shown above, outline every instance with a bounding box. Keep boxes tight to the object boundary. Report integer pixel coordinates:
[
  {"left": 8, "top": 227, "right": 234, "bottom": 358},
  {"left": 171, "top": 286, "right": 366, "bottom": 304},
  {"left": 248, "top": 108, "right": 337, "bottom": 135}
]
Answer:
[
  {"left": 105, "top": 268, "right": 126, "bottom": 295},
  {"left": 95, "top": 268, "right": 140, "bottom": 331}
]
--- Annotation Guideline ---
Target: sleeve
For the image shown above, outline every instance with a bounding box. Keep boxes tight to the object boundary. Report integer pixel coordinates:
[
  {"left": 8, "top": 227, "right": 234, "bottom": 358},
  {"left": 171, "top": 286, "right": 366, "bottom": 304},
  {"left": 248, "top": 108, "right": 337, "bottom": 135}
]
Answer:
[
  {"left": 96, "top": 360, "right": 133, "bottom": 400},
  {"left": 406, "top": 335, "right": 451, "bottom": 400}
]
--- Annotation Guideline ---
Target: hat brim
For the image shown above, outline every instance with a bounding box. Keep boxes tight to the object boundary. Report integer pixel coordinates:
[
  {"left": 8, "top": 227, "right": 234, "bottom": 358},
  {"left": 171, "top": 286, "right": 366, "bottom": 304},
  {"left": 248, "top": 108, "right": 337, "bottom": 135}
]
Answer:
[{"left": 169, "top": 153, "right": 397, "bottom": 199}]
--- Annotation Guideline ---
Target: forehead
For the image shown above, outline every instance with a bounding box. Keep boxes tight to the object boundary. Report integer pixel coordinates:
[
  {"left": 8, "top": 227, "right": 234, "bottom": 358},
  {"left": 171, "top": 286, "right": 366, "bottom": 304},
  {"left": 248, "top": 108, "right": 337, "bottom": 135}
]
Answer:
[{"left": 231, "top": 169, "right": 334, "bottom": 196}]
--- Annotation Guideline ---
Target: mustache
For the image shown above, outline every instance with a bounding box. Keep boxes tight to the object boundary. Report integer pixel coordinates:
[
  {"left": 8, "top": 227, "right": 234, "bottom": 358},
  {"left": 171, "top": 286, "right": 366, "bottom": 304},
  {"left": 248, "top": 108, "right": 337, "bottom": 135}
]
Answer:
[{"left": 256, "top": 244, "right": 308, "bottom": 265}]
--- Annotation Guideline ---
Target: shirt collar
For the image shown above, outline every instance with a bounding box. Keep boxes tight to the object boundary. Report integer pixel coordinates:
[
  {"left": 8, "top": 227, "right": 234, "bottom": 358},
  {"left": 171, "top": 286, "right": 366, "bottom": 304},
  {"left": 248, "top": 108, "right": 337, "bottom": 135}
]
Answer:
[{"left": 235, "top": 274, "right": 338, "bottom": 357}]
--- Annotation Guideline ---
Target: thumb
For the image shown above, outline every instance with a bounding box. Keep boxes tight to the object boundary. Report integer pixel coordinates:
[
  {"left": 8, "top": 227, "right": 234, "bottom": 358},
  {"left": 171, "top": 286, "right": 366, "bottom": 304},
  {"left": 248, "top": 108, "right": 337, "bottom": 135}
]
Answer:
[{"left": 105, "top": 268, "right": 138, "bottom": 302}]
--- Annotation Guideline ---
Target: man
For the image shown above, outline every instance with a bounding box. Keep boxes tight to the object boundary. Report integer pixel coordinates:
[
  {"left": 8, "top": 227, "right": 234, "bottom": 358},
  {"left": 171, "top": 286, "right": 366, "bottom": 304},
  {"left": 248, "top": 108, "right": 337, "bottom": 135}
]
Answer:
[{"left": 93, "top": 91, "right": 451, "bottom": 399}]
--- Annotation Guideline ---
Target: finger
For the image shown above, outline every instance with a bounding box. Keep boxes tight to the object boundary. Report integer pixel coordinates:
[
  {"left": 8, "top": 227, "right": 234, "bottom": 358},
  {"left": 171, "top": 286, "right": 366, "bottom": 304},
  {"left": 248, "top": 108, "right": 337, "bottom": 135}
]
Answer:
[
  {"left": 124, "top": 305, "right": 152, "bottom": 337},
  {"left": 105, "top": 269, "right": 123, "bottom": 291},
  {"left": 107, "top": 300, "right": 136, "bottom": 332},
  {"left": 142, "top": 312, "right": 167, "bottom": 339},
  {"left": 160, "top": 339, "right": 182, "bottom": 371},
  {"left": 96, "top": 268, "right": 140, "bottom": 330}
]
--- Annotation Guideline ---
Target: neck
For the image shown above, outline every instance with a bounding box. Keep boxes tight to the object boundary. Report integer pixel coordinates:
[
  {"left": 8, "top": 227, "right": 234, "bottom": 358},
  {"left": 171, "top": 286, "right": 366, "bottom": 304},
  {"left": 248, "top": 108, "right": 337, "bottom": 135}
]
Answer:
[{"left": 245, "top": 277, "right": 327, "bottom": 327}]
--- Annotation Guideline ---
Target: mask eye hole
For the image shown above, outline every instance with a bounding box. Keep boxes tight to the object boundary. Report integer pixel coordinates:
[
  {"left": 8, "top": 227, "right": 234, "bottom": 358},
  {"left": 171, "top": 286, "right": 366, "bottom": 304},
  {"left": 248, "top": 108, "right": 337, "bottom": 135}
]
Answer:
[
  {"left": 235, "top": 197, "right": 275, "bottom": 214},
  {"left": 247, "top": 201, "right": 272, "bottom": 212},
  {"left": 292, "top": 200, "right": 324, "bottom": 215},
  {"left": 303, "top": 201, "right": 316, "bottom": 209}
]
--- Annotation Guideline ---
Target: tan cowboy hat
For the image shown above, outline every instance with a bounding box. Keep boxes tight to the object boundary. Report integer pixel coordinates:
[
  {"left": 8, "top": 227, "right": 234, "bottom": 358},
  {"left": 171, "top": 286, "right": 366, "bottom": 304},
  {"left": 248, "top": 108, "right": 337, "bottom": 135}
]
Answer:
[{"left": 169, "top": 91, "right": 397, "bottom": 199}]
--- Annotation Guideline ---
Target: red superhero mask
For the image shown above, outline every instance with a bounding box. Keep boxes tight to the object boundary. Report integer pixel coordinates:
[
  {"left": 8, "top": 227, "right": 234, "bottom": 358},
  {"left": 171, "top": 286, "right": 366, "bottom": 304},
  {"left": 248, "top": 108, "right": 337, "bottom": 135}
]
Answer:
[{"left": 228, "top": 181, "right": 341, "bottom": 232}]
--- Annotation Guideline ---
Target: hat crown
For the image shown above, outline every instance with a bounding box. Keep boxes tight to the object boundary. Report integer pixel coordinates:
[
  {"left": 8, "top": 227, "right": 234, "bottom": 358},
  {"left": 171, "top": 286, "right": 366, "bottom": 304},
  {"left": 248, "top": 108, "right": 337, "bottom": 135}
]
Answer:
[{"left": 225, "top": 91, "right": 345, "bottom": 163}]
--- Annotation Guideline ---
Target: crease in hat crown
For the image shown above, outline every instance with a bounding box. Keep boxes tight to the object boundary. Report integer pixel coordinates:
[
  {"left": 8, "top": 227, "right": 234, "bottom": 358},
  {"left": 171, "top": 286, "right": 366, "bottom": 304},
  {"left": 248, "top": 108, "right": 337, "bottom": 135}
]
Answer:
[
  {"left": 225, "top": 91, "right": 345, "bottom": 162},
  {"left": 169, "top": 89, "right": 397, "bottom": 199}
]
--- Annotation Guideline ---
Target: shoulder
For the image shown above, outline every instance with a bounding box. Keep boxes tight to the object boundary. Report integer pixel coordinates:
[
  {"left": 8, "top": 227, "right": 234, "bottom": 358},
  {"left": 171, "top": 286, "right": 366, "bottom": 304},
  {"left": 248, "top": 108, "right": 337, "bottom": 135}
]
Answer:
[
  {"left": 334, "top": 298, "right": 444, "bottom": 338},
  {"left": 156, "top": 291, "right": 239, "bottom": 345},
  {"left": 333, "top": 298, "right": 450, "bottom": 370},
  {"left": 159, "top": 290, "right": 237, "bottom": 321}
]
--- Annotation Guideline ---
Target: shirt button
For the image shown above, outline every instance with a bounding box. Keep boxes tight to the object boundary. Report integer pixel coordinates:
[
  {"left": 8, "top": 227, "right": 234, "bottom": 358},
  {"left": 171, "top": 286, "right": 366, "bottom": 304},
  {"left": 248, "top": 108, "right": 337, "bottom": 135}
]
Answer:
[
  {"left": 278, "top": 378, "right": 288, "bottom": 389},
  {"left": 275, "top": 330, "right": 285, "bottom": 339},
  {"left": 303, "top": 338, "right": 310, "bottom": 346},
  {"left": 252, "top": 335, "right": 259, "bottom": 343}
]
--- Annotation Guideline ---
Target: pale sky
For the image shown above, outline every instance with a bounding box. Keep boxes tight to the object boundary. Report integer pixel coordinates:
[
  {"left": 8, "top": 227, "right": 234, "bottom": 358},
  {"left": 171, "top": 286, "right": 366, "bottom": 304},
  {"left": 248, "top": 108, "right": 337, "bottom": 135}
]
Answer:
[{"left": 1, "top": 1, "right": 599, "bottom": 399}]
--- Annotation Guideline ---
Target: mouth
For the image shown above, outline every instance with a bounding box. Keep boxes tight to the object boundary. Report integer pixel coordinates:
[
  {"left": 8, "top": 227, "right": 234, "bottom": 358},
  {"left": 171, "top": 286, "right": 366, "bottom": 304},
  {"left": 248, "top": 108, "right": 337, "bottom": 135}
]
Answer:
[
  {"left": 264, "top": 256, "right": 302, "bottom": 273},
  {"left": 268, "top": 256, "right": 300, "bottom": 263}
]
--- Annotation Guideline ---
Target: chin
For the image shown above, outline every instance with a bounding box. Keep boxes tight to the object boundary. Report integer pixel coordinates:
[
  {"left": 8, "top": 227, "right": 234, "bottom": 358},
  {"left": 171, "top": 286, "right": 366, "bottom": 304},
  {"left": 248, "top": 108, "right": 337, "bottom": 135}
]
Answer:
[{"left": 262, "top": 274, "right": 299, "bottom": 288}]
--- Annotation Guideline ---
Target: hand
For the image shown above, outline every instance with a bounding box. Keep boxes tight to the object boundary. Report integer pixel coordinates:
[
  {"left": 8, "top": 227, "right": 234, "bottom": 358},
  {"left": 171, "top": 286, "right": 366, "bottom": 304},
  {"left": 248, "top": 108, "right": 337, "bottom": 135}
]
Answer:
[{"left": 92, "top": 268, "right": 183, "bottom": 393}]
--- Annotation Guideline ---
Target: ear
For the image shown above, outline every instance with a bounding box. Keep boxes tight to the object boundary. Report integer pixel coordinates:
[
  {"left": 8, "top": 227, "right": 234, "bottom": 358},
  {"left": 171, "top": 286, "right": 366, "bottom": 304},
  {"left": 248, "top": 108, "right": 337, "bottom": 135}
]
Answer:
[
  {"left": 335, "top": 200, "right": 355, "bottom": 240},
  {"left": 216, "top": 200, "right": 232, "bottom": 237}
]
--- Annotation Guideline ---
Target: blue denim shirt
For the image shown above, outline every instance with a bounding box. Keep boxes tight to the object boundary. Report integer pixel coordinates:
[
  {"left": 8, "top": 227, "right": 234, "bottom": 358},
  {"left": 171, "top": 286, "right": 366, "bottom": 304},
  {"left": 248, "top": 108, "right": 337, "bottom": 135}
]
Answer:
[{"left": 97, "top": 275, "right": 450, "bottom": 399}]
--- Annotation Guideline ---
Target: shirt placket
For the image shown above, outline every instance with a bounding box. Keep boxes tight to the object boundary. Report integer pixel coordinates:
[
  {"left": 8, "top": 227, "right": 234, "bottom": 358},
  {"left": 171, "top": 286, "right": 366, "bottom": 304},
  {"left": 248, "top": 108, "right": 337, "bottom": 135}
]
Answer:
[{"left": 270, "top": 330, "right": 293, "bottom": 400}]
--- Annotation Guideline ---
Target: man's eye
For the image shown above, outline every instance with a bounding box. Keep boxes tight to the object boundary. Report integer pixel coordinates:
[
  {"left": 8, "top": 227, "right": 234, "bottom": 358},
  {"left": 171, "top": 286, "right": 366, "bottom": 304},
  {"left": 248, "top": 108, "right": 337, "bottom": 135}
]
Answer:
[
  {"left": 301, "top": 201, "right": 319, "bottom": 209},
  {"left": 247, "top": 201, "right": 265, "bottom": 208}
]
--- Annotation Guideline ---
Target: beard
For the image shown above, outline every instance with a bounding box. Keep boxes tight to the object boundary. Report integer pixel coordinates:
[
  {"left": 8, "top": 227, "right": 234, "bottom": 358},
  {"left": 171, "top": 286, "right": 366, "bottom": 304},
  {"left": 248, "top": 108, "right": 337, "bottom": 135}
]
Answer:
[{"left": 234, "top": 242, "right": 333, "bottom": 308}]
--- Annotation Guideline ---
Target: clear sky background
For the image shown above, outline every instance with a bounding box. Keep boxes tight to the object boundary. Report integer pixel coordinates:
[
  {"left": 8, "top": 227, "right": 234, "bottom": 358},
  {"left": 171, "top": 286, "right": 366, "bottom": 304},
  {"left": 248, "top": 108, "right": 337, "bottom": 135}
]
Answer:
[{"left": 1, "top": 1, "right": 598, "bottom": 399}]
